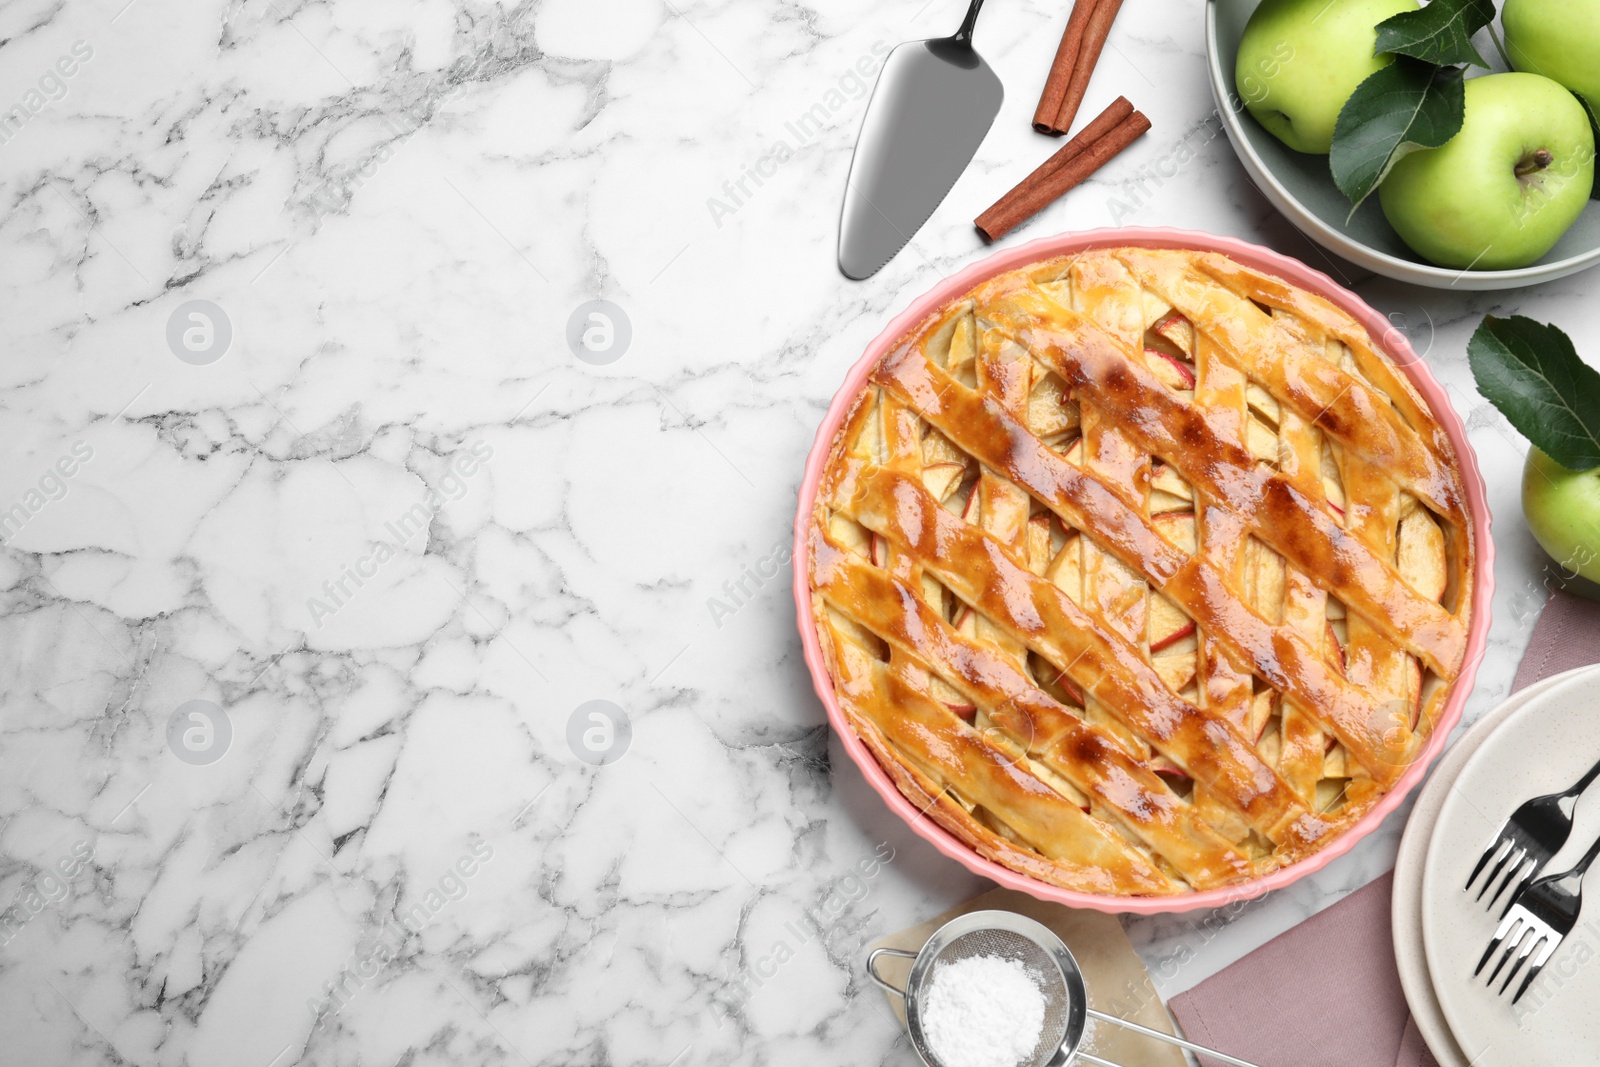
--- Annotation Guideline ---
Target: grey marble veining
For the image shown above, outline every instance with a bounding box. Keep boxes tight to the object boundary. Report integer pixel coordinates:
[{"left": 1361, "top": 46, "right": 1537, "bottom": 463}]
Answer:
[{"left": 0, "top": 0, "right": 1589, "bottom": 1063}]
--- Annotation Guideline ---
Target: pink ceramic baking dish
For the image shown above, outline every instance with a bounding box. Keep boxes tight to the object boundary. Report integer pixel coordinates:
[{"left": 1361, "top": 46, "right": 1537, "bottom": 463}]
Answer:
[{"left": 792, "top": 227, "right": 1494, "bottom": 915}]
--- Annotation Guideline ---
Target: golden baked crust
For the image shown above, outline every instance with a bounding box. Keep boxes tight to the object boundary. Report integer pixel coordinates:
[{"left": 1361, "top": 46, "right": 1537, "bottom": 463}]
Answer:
[{"left": 808, "top": 247, "right": 1474, "bottom": 896}]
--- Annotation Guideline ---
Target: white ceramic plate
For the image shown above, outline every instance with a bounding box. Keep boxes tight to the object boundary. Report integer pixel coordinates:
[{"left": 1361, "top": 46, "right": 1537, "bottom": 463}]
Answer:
[
  {"left": 1393, "top": 667, "right": 1599, "bottom": 1067},
  {"left": 1419, "top": 668, "right": 1600, "bottom": 1066},
  {"left": 1204, "top": 0, "right": 1600, "bottom": 290}
]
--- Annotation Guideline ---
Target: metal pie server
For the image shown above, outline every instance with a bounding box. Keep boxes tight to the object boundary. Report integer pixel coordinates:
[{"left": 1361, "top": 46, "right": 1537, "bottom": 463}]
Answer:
[{"left": 837, "top": 0, "right": 1002, "bottom": 280}]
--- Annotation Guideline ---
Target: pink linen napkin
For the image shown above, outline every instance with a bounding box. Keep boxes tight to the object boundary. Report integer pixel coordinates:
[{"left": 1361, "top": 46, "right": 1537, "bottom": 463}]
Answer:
[
  {"left": 1512, "top": 587, "right": 1600, "bottom": 691},
  {"left": 1168, "top": 589, "right": 1600, "bottom": 1067}
]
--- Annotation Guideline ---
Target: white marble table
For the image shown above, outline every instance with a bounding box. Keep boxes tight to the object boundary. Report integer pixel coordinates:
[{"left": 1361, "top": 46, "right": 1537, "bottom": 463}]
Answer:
[{"left": 0, "top": 0, "right": 1589, "bottom": 1063}]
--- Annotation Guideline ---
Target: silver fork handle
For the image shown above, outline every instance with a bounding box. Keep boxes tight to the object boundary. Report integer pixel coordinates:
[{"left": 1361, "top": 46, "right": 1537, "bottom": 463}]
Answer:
[
  {"left": 865, "top": 947, "right": 916, "bottom": 997},
  {"left": 1566, "top": 754, "right": 1600, "bottom": 799},
  {"left": 1566, "top": 823, "right": 1600, "bottom": 881},
  {"left": 1086, "top": 1008, "right": 1266, "bottom": 1067}
]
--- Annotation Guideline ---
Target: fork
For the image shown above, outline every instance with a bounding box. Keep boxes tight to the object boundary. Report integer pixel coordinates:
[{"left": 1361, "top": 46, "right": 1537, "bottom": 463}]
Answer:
[
  {"left": 1475, "top": 829, "right": 1600, "bottom": 1004},
  {"left": 1465, "top": 755, "right": 1600, "bottom": 914}
]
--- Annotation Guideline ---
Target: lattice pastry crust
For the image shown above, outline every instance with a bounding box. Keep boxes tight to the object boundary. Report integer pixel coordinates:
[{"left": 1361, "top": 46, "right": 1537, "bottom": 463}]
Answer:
[{"left": 808, "top": 248, "right": 1474, "bottom": 896}]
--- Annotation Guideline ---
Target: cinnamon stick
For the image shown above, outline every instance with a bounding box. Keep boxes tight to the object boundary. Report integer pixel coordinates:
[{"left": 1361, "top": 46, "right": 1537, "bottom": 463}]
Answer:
[
  {"left": 1032, "top": 0, "right": 1101, "bottom": 135},
  {"left": 1047, "top": 0, "right": 1128, "bottom": 136},
  {"left": 977, "top": 97, "right": 1135, "bottom": 238},
  {"left": 975, "top": 100, "right": 1150, "bottom": 242}
]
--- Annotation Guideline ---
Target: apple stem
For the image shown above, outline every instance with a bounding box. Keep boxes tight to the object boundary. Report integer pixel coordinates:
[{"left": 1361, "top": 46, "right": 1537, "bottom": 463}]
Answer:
[{"left": 1515, "top": 149, "right": 1554, "bottom": 179}]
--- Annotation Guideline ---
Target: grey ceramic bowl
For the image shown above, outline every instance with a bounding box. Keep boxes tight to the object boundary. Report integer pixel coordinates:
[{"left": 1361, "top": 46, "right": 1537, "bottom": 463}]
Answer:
[{"left": 1205, "top": 0, "right": 1600, "bottom": 289}]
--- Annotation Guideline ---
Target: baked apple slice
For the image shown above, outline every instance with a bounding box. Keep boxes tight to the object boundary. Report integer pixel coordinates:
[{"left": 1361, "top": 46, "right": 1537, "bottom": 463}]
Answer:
[
  {"left": 922, "top": 462, "right": 966, "bottom": 503},
  {"left": 1148, "top": 594, "right": 1197, "bottom": 652},
  {"left": 1154, "top": 512, "right": 1197, "bottom": 554},
  {"left": 1248, "top": 689, "right": 1275, "bottom": 742},
  {"left": 1147, "top": 348, "right": 1197, "bottom": 391},
  {"left": 1153, "top": 652, "right": 1197, "bottom": 694},
  {"left": 1147, "top": 755, "right": 1192, "bottom": 789},
  {"left": 1153, "top": 310, "right": 1195, "bottom": 356},
  {"left": 1149, "top": 462, "right": 1193, "bottom": 503},
  {"left": 1397, "top": 501, "right": 1447, "bottom": 602},
  {"left": 1027, "top": 372, "right": 1077, "bottom": 435},
  {"left": 1027, "top": 513, "right": 1054, "bottom": 576},
  {"left": 1325, "top": 620, "right": 1347, "bottom": 677}
]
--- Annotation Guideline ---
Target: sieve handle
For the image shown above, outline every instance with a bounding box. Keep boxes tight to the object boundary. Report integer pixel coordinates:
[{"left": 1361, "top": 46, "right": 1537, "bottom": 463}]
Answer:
[
  {"left": 1086, "top": 1008, "right": 1265, "bottom": 1067},
  {"left": 865, "top": 947, "right": 917, "bottom": 997}
]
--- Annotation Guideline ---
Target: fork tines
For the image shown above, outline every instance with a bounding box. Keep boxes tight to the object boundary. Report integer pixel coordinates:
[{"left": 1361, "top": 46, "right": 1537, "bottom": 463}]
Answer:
[
  {"left": 1466, "top": 835, "right": 1543, "bottom": 914},
  {"left": 1475, "top": 904, "right": 1560, "bottom": 1003}
]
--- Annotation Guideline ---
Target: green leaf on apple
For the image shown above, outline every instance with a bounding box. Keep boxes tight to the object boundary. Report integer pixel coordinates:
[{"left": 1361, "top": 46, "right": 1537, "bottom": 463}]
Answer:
[
  {"left": 1330, "top": 58, "right": 1464, "bottom": 211},
  {"left": 1580, "top": 92, "right": 1600, "bottom": 200},
  {"left": 1469, "top": 315, "right": 1600, "bottom": 471},
  {"left": 1373, "top": 0, "right": 1494, "bottom": 68}
]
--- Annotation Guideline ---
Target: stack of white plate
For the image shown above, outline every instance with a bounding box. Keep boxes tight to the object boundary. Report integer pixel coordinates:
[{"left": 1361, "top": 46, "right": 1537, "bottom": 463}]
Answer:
[{"left": 1395, "top": 664, "right": 1600, "bottom": 1065}]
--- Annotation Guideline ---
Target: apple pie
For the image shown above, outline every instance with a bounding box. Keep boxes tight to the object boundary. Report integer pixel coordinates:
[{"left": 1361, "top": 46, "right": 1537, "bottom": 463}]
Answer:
[{"left": 807, "top": 247, "right": 1475, "bottom": 895}]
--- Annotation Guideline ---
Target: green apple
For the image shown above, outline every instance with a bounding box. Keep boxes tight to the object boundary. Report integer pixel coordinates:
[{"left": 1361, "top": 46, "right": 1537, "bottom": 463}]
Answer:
[
  {"left": 1378, "top": 73, "right": 1594, "bottom": 270},
  {"left": 1236, "top": 0, "right": 1419, "bottom": 154},
  {"left": 1504, "top": 0, "right": 1600, "bottom": 115},
  {"left": 1523, "top": 447, "right": 1600, "bottom": 583}
]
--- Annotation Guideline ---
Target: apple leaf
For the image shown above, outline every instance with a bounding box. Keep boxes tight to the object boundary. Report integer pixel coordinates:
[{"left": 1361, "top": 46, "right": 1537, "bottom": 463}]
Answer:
[
  {"left": 1579, "top": 92, "right": 1600, "bottom": 200},
  {"left": 1373, "top": 0, "right": 1494, "bottom": 68},
  {"left": 1330, "top": 59, "right": 1464, "bottom": 211},
  {"left": 1469, "top": 315, "right": 1600, "bottom": 471}
]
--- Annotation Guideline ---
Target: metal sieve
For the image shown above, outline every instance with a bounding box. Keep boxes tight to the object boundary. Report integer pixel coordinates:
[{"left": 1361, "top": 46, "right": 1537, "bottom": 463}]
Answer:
[{"left": 867, "top": 910, "right": 1263, "bottom": 1067}]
